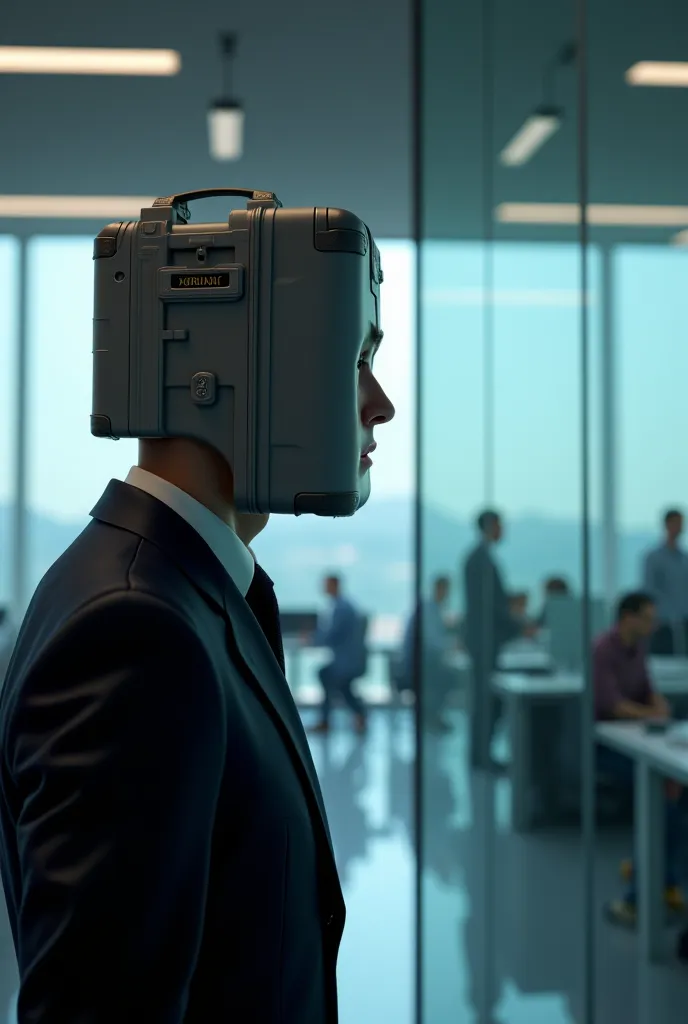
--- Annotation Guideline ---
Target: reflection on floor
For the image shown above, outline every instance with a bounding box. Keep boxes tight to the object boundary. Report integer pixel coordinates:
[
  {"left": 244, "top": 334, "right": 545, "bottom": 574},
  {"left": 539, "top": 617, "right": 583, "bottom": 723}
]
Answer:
[
  {"left": 1, "top": 708, "right": 687, "bottom": 1023},
  {"left": 305, "top": 707, "right": 688, "bottom": 1024}
]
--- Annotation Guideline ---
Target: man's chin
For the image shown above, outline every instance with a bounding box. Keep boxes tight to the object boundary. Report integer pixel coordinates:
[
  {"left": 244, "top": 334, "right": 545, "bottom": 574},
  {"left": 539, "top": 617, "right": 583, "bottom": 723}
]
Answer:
[{"left": 356, "top": 472, "right": 372, "bottom": 510}]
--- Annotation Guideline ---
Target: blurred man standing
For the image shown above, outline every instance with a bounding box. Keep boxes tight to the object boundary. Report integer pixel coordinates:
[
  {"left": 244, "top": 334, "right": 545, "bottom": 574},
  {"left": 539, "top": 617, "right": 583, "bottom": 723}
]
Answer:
[
  {"left": 308, "top": 575, "right": 368, "bottom": 735},
  {"left": 643, "top": 508, "right": 688, "bottom": 656},
  {"left": 463, "top": 510, "right": 536, "bottom": 769}
]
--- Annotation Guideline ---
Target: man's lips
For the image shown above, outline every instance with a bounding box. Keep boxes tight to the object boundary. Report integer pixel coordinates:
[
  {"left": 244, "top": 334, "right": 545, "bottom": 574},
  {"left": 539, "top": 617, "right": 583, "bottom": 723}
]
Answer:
[{"left": 360, "top": 442, "right": 377, "bottom": 459}]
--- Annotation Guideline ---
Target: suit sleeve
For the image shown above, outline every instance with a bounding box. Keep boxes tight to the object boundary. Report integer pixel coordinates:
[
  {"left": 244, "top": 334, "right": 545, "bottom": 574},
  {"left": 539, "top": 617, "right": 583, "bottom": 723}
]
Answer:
[{"left": 8, "top": 591, "right": 226, "bottom": 1023}]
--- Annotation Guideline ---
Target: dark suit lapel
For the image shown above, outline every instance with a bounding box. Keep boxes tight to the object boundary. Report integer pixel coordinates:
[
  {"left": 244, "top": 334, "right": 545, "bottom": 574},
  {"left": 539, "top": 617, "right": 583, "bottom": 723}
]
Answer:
[
  {"left": 90, "top": 479, "right": 337, "bottom": 866},
  {"left": 220, "top": 584, "right": 336, "bottom": 856}
]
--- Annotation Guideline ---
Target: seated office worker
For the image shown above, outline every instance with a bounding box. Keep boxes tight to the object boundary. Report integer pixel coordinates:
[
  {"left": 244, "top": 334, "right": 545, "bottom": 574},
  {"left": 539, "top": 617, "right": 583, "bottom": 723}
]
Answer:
[
  {"left": 308, "top": 574, "right": 368, "bottom": 736},
  {"left": 0, "top": 210, "right": 395, "bottom": 1018},
  {"left": 643, "top": 507, "right": 688, "bottom": 656},
  {"left": 594, "top": 591, "right": 685, "bottom": 926}
]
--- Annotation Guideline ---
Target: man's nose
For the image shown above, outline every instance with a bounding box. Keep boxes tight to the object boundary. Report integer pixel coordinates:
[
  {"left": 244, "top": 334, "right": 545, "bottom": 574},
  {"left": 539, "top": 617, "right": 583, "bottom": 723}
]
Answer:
[{"left": 363, "top": 378, "right": 395, "bottom": 426}]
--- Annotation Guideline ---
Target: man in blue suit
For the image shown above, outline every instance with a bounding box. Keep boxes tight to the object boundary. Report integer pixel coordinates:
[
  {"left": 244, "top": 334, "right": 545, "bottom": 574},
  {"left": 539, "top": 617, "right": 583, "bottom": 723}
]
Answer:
[{"left": 309, "top": 575, "right": 368, "bottom": 735}]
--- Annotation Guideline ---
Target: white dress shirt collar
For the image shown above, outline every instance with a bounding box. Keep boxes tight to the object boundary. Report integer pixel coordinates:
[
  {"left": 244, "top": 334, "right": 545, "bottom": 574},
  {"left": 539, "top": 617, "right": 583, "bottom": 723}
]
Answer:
[{"left": 124, "top": 466, "right": 255, "bottom": 597}]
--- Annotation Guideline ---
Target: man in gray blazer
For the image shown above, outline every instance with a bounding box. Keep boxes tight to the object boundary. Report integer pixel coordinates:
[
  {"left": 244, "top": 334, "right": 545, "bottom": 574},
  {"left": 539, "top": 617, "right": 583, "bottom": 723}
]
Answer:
[{"left": 463, "top": 509, "right": 534, "bottom": 769}]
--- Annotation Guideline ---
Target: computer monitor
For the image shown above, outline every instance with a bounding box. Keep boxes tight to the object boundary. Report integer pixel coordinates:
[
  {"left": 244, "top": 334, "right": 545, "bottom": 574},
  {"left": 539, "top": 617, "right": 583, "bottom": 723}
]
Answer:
[
  {"left": 279, "top": 611, "right": 319, "bottom": 638},
  {"left": 546, "top": 595, "right": 609, "bottom": 670}
]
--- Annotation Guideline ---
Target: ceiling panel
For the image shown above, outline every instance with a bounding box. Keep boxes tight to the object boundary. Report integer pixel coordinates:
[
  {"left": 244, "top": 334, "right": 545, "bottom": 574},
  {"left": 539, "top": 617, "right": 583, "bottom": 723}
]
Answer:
[
  {"left": 0, "top": 0, "right": 412, "bottom": 237},
  {"left": 2, "top": 0, "right": 688, "bottom": 243}
]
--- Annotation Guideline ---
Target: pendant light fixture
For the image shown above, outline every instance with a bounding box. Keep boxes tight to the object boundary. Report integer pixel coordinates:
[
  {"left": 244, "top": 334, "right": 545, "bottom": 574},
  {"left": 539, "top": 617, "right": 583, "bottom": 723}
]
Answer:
[
  {"left": 207, "top": 33, "right": 244, "bottom": 161},
  {"left": 500, "top": 42, "right": 576, "bottom": 167}
]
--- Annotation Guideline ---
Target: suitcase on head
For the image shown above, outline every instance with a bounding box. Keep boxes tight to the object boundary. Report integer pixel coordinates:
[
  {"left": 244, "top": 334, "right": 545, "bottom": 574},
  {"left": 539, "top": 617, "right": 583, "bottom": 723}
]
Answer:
[{"left": 91, "top": 187, "right": 384, "bottom": 516}]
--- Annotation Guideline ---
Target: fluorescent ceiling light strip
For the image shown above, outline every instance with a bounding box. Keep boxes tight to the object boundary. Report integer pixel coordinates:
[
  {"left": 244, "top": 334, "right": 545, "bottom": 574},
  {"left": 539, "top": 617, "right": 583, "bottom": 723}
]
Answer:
[
  {"left": 496, "top": 203, "right": 688, "bottom": 227},
  {"left": 0, "top": 46, "right": 180, "bottom": 76},
  {"left": 0, "top": 196, "right": 155, "bottom": 218},
  {"left": 626, "top": 62, "right": 688, "bottom": 87},
  {"left": 500, "top": 114, "right": 561, "bottom": 167}
]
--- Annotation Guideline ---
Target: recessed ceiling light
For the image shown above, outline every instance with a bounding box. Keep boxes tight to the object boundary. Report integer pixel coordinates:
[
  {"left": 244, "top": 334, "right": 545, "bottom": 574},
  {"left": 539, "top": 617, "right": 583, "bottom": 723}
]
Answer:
[
  {"left": 0, "top": 46, "right": 181, "bottom": 76},
  {"left": 626, "top": 62, "right": 688, "bottom": 87},
  {"left": 496, "top": 203, "right": 688, "bottom": 227},
  {"left": 0, "top": 196, "right": 155, "bottom": 219}
]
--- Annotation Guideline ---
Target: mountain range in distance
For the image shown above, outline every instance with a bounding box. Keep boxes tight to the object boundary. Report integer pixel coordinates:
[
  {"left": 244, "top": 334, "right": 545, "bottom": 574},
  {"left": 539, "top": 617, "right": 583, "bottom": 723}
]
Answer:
[{"left": 0, "top": 497, "right": 660, "bottom": 619}]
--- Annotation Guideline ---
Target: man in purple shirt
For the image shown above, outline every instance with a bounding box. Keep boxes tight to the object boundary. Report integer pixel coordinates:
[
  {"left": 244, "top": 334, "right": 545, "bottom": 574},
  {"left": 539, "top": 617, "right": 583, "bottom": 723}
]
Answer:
[
  {"left": 595, "top": 591, "right": 685, "bottom": 927},
  {"left": 594, "top": 592, "right": 669, "bottom": 723}
]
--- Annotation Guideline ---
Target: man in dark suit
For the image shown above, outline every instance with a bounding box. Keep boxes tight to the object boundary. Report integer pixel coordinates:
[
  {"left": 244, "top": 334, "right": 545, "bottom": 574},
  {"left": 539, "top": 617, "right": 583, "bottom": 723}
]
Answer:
[
  {"left": 0, "top": 338, "right": 394, "bottom": 1020},
  {"left": 463, "top": 509, "right": 535, "bottom": 769}
]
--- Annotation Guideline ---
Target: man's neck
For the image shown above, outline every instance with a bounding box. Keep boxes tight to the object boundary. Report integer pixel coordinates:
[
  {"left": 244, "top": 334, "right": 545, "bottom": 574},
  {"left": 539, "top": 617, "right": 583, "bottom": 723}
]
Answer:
[
  {"left": 136, "top": 462, "right": 267, "bottom": 548},
  {"left": 666, "top": 538, "right": 679, "bottom": 551}
]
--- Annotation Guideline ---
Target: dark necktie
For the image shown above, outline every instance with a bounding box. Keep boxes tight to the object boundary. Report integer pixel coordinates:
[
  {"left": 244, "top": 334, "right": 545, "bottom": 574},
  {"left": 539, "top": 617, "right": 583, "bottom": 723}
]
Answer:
[{"left": 244, "top": 563, "right": 285, "bottom": 674}]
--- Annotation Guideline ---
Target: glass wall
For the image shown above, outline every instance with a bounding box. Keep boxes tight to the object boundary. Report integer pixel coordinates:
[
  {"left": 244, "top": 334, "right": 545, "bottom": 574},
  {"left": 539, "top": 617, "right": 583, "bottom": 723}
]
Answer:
[
  {"left": 588, "top": 3, "right": 688, "bottom": 1021},
  {"left": 418, "top": 0, "right": 688, "bottom": 1022}
]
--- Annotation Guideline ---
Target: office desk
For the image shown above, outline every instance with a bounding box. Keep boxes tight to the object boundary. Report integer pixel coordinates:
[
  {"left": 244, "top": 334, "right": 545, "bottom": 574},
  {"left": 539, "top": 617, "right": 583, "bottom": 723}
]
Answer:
[
  {"left": 595, "top": 721, "right": 688, "bottom": 965},
  {"left": 496, "top": 657, "right": 688, "bottom": 698},
  {"left": 445, "top": 643, "right": 553, "bottom": 676},
  {"left": 496, "top": 659, "right": 688, "bottom": 831},
  {"left": 494, "top": 672, "right": 580, "bottom": 830}
]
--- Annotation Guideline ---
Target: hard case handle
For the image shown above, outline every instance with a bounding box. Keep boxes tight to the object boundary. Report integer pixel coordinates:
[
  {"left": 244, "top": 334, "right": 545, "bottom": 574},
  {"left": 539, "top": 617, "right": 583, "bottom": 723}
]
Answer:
[{"left": 151, "top": 188, "right": 282, "bottom": 222}]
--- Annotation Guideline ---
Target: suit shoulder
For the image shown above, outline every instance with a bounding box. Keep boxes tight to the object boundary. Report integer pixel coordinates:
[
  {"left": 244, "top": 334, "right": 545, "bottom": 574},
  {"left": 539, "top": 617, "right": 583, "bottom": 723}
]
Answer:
[
  {"left": 5, "top": 522, "right": 210, "bottom": 695},
  {"left": 26, "top": 518, "right": 200, "bottom": 622}
]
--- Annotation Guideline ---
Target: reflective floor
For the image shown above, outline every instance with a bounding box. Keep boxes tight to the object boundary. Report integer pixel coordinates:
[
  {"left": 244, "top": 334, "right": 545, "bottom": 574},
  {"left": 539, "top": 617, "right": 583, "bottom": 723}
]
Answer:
[
  {"left": 1, "top": 709, "right": 688, "bottom": 1022},
  {"left": 307, "top": 708, "right": 688, "bottom": 1024}
]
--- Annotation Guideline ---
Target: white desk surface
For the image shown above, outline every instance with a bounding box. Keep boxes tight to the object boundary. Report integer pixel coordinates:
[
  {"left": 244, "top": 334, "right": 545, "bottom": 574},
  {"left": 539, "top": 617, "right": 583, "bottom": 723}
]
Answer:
[
  {"left": 493, "top": 670, "right": 581, "bottom": 696},
  {"left": 446, "top": 644, "right": 552, "bottom": 674},
  {"left": 494, "top": 657, "right": 688, "bottom": 698},
  {"left": 595, "top": 721, "right": 688, "bottom": 786}
]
